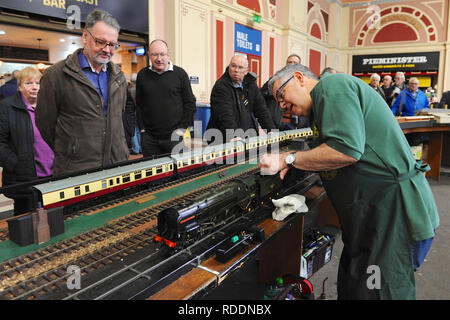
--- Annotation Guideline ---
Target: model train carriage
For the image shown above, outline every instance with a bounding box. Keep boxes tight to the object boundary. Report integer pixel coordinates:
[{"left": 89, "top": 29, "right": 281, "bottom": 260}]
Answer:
[
  {"left": 34, "top": 157, "right": 174, "bottom": 209},
  {"left": 284, "top": 128, "right": 314, "bottom": 140},
  {"left": 268, "top": 131, "right": 288, "bottom": 145},
  {"left": 245, "top": 135, "right": 272, "bottom": 152},
  {"left": 172, "top": 140, "right": 245, "bottom": 172},
  {"left": 172, "top": 149, "right": 208, "bottom": 173},
  {"left": 207, "top": 140, "right": 245, "bottom": 165}
]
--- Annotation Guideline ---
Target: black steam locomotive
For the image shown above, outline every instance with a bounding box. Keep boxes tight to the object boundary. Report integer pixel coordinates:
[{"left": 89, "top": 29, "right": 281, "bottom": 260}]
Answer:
[{"left": 156, "top": 169, "right": 307, "bottom": 249}]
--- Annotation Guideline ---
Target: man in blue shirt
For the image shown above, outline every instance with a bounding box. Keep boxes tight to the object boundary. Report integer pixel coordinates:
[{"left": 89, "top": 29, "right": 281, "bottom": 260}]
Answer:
[
  {"left": 392, "top": 78, "right": 430, "bottom": 116},
  {"left": 77, "top": 50, "right": 109, "bottom": 116},
  {"left": 36, "top": 10, "right": 129, "bottom": 176}
]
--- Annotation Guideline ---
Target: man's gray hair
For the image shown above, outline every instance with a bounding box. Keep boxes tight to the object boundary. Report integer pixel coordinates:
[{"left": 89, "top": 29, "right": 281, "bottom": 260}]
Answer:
[
  {"left": 268, "top": 64, "right": 318, "bottom": 94},
  {"left": 232, "top": 54, "right": 249, "bottom": 68},
  {"left": 370, "top": 73, "right": 380, "bottom": 81},
  {"left": 395, "top": 71, "right": 405, "bottom": 81},
  {"left": 286, "top": 53, "right": 302, "bottom": 64},
  {"left": 85, "top": 9, "right": 120, "bottom": 32}
]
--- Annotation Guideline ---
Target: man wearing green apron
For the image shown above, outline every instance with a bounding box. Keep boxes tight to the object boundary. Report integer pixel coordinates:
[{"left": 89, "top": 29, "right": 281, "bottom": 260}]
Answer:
[{"left": 259, "top": 64, "right": 439, "bottom": 300}]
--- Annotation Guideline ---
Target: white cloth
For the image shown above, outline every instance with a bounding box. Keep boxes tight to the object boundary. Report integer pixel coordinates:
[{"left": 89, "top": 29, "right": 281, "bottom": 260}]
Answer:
[{"left": 272, "top": 194, "right": 309, "bottom": 221}]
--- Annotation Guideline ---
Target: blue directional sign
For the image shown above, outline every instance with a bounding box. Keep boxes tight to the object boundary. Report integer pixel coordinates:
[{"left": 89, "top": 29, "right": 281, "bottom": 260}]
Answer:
[{"left": 235, "top": 23, "right": 262, "bottom": 57}]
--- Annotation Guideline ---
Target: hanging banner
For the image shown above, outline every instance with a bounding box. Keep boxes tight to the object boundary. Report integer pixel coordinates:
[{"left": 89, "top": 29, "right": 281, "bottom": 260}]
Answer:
[
  {"left": 235, "top": 23, "right": 262, "bottom": 57},
  {"left": 352, "top": 52, "right": 440, "bottom": 73},
  {"left": 0, "top": 0, "right": 148, "bottom": 34}
]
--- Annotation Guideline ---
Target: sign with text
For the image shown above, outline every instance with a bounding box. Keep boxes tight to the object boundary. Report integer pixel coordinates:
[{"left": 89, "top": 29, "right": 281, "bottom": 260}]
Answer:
[
  {"left": 353, "top": 52, "right": 440, "bottom": 73},
  {"left": 0, "top": 0, "right": 148, "bottom": 34},
  {"left": 235, "top": 23, "right": 262, "bottom": 57}
]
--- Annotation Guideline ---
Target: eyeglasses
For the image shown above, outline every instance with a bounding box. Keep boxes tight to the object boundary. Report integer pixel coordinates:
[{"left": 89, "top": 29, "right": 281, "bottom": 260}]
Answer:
[
  {"left": 149, "top": 53, "right": 168, "bottom": 58},
  {"left": 230, "top": 63, "right": 247, "bottom": 71},
  {"left": 86, "top": 29, "right": 120, "bottom": 50},
  {"left": 23, "top": 81, "right": 40, "bottom": 87},
  {"left": 276, "top": 76, "right": 293, "bottom": 102}
]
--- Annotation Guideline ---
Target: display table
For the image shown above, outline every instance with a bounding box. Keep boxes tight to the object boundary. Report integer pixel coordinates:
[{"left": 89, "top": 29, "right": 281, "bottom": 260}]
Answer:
[{"left": 398, "top": 117, "right": 450, "bottom": 181}]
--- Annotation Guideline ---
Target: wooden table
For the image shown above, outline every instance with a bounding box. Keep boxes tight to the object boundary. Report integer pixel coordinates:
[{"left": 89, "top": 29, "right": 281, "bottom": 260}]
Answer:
[{"left": 398, "top": 119, "right": 450, "bottom": 181}]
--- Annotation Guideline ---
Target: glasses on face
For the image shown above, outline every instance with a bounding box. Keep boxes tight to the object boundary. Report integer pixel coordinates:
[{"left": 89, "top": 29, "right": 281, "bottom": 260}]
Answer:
[
  {"left": 276, "top": 76, "right": 293, "bottom": 102},
  {"left": 150, "top": 53, "right": 168, "bottom": 58},
  {"left": 86, "top": 29, "right": 120, "bottom": 50},
  {"left": 23, "top": 81, "right": 40, "bottom": 87},
  {"left": 230, "top": 63, "right": 247, "bottom": 71}
]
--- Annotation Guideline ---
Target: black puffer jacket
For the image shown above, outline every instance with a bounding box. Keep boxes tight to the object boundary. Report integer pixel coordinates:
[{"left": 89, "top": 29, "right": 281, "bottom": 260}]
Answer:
[
  {"left": 0, "top": 92, "right": 37, "bottom": 187},
  {"left": 261, "top": 80, "right": 282, "bottom": 129},
  {"left": 207, "top": 69, "right": 275, "bottom": 139}
]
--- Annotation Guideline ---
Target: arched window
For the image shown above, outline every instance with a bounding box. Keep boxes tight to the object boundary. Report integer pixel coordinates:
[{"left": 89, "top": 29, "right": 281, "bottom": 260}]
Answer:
[
  {"left": 374, "top": 23, "right": 418, "bottom": 42},
  {"left": 311, "top": 23, "right": 322, "bottom": 40},
  {"left": 237, "top": 0, "right": 261, "bottom": 13}
]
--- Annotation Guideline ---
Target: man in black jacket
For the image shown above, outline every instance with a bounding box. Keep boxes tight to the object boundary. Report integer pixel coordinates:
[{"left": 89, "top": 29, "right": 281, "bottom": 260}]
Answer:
[
  {"left": 0, "top": 70, "right": 19, "bottom": 101},
  {"left": 439, "top": 90, "right": 450, "bottom": 109},
  {"left": 136, "top": 39, "right": 196, "bottom": 157},
  {"left": 207, "top": 55, "right": 275, "bottom": 142}
]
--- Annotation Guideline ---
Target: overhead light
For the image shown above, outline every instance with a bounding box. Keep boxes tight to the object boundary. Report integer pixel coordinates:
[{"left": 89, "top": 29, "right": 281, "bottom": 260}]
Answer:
[
  {"left": 36, "top": 63, "right": 47, "bottom": 70},
  {"left": 60, "top": 38, "right": 66, "bottom": 42},
  {"left": 0, "top": 30, "right": 5, "bottom": 35},
  {"left": 135, "top": 47, "right": 146, "bottom": 56},
  {"left": 0, "top": 60, "right": 4, "bottom": 67}
]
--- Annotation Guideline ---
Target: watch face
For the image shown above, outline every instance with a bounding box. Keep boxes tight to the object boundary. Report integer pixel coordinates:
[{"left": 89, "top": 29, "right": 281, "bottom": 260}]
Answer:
[{"left": 286, "top": 153, "right": 295, "bottom": 165}]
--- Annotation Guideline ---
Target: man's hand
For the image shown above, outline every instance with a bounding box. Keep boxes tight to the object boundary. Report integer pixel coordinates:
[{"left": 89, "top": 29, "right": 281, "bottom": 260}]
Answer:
[
  {"left": 259, "top": 153, "right": 291, "bottom": 180},
  {"left": 230, "top": 136, "right": 244, "bottom": 142}
]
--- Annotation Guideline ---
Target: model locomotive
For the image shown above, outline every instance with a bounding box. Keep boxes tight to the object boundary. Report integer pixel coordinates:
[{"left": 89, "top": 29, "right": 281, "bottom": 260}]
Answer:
[
  {"left": 155, "top": 173, "right": 285, "bottom": 249},
  {"left": 1, "top": 128, "right": 313, "bottom": 216}
]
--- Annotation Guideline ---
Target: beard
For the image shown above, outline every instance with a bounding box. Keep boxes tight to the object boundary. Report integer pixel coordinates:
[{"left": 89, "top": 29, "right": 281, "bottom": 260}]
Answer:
[{"left": 90, "top": 50, "right": 112, "bottom": 66}]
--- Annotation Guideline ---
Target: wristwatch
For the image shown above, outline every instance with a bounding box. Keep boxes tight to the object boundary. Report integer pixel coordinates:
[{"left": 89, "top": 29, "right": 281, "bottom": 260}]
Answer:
[{"left": 285, "top": 152, "right": 296, "bottom": 168}]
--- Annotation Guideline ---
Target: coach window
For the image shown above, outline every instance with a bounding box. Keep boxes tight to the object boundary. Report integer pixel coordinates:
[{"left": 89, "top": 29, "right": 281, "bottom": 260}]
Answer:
[
  {"left": 123, "top": 175, "right": 131, "bottom": 183},
  {"left": 134, "top": 171, "right": 142, "bottom": 180},
  {"left": 85, "top": 185, "right": 90, "bottom": 193},
  {"left": 156, "top": 167, "right": 163, "bottom": 174},
  {"left": 59, "top": 191, "right": 65, "bottom": 199},
  {"left": 75, "top": 187, "right": 81, "bottom": 196},
  {"left": 102, "top": 180, "right": 107, "bottom": 188}
]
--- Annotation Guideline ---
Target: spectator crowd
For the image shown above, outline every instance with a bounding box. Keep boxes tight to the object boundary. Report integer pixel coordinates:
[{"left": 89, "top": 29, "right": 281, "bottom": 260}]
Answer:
[{"left": 0, "top": 8, "right": 448, "bottom": 214}]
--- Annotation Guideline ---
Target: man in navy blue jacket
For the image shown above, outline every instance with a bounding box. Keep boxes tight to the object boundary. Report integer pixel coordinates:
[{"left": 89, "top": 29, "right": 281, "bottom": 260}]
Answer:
[
  {"left": 392, "top": 78, "right": 429, "bottom": 116},
  {"left": 0, "top": 70, "right": 19, "bottom": 100}
]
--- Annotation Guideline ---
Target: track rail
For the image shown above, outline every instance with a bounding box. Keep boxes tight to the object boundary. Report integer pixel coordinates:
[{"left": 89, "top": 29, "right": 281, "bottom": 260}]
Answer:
[
  {"left": 0, "top": 166, "right": 260, "bottom": 300},
  {"left": 0, "top": 163, "right": 241, "bottom": 242}
]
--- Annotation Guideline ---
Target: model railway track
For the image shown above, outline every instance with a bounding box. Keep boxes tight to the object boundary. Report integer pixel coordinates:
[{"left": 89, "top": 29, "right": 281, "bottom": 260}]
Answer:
[
  {"left": 0, "top": 166, "right": 261, "bottom": 300},
  {"left": 63, "top": 216, "right": 245, "bottom": 300},
  {"left": 64, "top": 174, "right": 318, "bottom": 301},
  {"left": 0, "top": 163, "right": 243, "bottom": 242}
]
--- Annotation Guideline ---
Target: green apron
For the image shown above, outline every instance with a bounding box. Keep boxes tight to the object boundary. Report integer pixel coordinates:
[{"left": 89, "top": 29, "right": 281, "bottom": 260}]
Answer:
[
  {"left": 321, "top": 162, "right": 430, "bottom": 300},
  {"left": 308, "top": 73, "right": 439, "bottom": 299}
]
